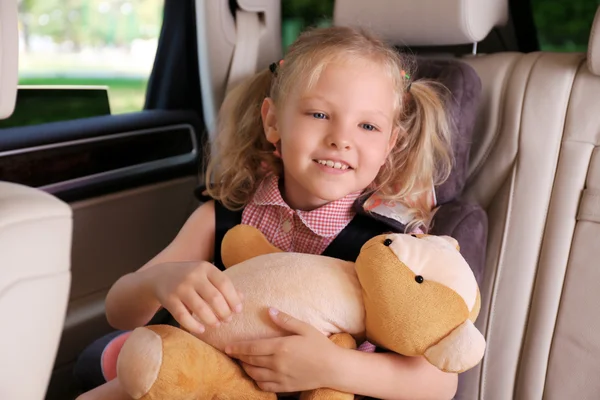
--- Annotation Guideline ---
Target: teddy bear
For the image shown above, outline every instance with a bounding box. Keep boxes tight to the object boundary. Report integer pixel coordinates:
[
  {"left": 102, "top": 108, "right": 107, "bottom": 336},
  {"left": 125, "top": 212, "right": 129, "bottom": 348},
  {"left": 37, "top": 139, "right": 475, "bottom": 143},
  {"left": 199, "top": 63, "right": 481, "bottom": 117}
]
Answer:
[{"left": 115, "top": 224, "right": 486, "bottom": 400}]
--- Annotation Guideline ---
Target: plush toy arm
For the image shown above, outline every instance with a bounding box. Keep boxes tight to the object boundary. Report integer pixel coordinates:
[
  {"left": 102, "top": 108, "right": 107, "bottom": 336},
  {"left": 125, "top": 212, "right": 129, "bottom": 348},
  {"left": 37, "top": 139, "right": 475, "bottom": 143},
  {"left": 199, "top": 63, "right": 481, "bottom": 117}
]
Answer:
[
  {"left": 423, "top": 319, "right": 486, "bottom": 374},
  {"left": 221, "top": 224, "right": 283, "bottom": 268}
]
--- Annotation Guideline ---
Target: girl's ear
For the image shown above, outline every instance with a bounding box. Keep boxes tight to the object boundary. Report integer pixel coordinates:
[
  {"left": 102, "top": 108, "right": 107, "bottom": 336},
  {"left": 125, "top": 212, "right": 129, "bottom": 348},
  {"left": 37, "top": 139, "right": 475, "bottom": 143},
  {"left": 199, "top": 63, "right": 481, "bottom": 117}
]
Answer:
[{"left": 261, "top": 97, "right": 280, "bottom": 144}]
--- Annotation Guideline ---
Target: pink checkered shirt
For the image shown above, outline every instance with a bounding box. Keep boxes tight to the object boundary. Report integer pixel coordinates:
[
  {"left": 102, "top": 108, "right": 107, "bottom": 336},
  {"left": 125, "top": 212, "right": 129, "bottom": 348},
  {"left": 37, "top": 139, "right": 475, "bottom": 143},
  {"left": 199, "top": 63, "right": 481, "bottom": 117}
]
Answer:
[{"left": 241, "top": 174, "right": 361, "bottom": 255}]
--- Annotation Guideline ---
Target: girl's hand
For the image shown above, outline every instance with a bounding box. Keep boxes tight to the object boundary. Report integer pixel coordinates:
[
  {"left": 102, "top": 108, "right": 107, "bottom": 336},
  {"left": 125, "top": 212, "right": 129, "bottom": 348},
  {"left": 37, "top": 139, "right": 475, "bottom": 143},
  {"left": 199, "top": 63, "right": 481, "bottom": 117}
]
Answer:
[
  {"left": 225, "top": 308, "right": 340, "bottom": 393},
  {"left": 142, "top": 261, "right": 243, "bottom": 334}
]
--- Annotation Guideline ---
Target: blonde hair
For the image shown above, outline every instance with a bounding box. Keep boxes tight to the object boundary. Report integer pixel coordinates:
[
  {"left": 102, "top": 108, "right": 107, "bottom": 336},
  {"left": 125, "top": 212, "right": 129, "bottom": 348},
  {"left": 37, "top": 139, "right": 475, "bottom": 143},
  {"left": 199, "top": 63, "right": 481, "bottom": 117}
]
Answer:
[{"left": 205, "top": 26, "right": 453, "bottom": 231}]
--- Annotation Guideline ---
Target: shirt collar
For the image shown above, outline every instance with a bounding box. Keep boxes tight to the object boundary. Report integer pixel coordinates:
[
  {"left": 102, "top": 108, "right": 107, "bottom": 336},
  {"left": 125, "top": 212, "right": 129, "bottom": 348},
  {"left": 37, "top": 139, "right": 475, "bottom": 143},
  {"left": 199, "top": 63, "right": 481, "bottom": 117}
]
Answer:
[{"left": 251, "top": 175, "right": 360, "bottom": 237}]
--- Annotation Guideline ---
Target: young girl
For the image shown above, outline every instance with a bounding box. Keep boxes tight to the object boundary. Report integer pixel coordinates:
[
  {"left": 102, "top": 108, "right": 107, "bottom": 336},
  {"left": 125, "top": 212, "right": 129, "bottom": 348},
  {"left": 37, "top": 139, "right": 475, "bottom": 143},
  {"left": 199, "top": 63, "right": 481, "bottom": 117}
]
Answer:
[{"left": 75, "top": 26, "right": 456, "bottom": 400}]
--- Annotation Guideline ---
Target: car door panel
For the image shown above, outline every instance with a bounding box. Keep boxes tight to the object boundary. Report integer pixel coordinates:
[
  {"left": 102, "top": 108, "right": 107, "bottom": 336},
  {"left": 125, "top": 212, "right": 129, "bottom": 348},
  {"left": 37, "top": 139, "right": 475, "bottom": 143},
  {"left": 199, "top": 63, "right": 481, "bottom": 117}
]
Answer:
[{"left": 0, "top": 109, "right": 204, "bottom": 399}]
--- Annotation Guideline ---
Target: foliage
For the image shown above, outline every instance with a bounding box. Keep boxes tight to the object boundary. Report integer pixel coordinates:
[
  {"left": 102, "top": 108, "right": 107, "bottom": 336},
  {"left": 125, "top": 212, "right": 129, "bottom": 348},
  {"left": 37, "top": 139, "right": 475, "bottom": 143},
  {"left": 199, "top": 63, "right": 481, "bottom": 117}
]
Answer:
[
  {"left": 282, "top": 0, "right": 334, "bottom": 24},
  {"left": 281, "top": 0, "right": 334, "bottom": 52},
  {"left": 532, "top": 0, "right": 600, "bottom": 52},
  {"left": 18, "top": 0, "right": 163, "bottom": 50}
]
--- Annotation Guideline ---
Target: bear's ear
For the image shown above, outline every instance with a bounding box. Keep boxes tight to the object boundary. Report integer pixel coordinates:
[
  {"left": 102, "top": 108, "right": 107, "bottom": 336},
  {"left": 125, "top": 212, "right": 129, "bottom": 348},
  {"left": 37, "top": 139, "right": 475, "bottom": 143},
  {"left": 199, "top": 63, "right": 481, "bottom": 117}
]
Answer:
[
  {"left": 438, "top": 235, "right": 460, "bottom": 251},
  {"left": 423, "top": 319, "right": 486, "bottom": 373}
]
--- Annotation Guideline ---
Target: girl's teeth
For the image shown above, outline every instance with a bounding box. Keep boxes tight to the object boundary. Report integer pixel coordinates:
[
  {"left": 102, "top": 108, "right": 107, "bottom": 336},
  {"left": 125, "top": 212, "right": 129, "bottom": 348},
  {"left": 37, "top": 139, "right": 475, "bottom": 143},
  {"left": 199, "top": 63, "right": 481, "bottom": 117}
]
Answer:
[{"left": 317, "top": 160, "right": 349, "bottom": 170}]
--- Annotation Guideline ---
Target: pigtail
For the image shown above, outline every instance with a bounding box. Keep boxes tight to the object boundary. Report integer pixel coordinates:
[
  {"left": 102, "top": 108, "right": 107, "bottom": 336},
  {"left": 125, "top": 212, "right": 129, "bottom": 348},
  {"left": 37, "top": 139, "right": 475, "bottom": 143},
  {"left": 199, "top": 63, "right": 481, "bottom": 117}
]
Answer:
[
  {"left": 205, "top": 68, "right": 282, "bottom": 210},
  {"left": 403, "top": 80, "right": 453, "bottom": 189},
  {"left": 374, "top": 79, "right": 454, "bottom": 231},
  {"left": 402, "top": 80, "right": 454, "bottom": 229}
]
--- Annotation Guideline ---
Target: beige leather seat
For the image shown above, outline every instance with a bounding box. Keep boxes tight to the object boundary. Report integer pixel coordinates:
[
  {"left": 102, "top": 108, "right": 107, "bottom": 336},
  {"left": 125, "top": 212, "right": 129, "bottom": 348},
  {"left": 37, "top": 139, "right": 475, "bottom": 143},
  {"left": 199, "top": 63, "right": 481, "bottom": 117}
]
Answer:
[
  {"left": 0, "top": 184, "right": 73, "bottom": 399},
  {"left": 494, "top": 8, "right": 600, "bottom": 399},
  {"left": 0, "top": 0, "right": 73, "bottom": 398},
  {"left": 447, "top": 6, "right": 600, "bottom": 400}
]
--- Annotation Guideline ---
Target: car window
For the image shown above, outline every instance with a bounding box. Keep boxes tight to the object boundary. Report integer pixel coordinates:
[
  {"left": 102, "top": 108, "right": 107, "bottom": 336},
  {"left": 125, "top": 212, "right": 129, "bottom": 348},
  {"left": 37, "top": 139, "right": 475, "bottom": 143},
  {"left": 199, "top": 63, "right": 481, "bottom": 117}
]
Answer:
[
  {"left": 14, "top": 0, "right": 163, "bottom": 126},
  {"left": 282, "top": 0, "right": 334, "bottom": 52},
  {"left": 532, "top": 0, "right": 599, "bottom": 52}
]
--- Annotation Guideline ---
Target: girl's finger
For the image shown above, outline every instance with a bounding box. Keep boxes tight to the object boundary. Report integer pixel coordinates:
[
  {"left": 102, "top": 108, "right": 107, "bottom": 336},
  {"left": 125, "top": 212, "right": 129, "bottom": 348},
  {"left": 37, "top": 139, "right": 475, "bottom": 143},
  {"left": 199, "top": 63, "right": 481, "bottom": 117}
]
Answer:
[
  {"left": 241, "top": 362, "right": 275, "bottom": 383},
  {"left": 195, "top": 278, "right": 233, "bottom": 322},
  {"left": 169, "top": 300, "right": 205, "bottom": 335},
  {"left": 233, "top": 354, "right": 273, "bottom": 369},
  {"left": 182, "top": 290, "right": 220, "bottom": 327},
  {"left": 208, "top": 269, "right": 244, "bottom": 314},
  {"left": 225, "top": 338, "right": 277, "bottom": 357},
  {"left": 255, "top": 381, "right": 279, "bottom": 393}
]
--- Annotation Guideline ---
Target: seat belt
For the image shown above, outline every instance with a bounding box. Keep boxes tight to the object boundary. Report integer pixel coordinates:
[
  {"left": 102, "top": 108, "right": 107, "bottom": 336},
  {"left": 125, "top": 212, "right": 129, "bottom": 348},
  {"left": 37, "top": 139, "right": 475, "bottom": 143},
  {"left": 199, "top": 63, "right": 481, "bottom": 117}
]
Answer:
[{"left": 225, "top": 8, "right": 262, "bottom": 93}]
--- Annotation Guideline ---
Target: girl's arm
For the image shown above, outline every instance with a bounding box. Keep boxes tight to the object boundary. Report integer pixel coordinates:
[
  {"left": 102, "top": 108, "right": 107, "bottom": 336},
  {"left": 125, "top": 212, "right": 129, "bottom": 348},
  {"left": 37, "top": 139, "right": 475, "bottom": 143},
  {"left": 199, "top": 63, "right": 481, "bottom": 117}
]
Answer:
[
  {"left": 329, "top": 349, "right": 457, "bottom": 400},
  {"left": 104, "top": 200, "right": 217, "bottom": 330}
]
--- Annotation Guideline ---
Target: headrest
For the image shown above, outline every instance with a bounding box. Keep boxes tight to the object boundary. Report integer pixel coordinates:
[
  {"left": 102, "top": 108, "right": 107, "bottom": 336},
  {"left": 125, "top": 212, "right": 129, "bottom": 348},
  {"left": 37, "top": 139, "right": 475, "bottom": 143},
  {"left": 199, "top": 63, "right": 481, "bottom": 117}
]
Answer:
[
  {"left": 588, "top": 6, "right": 600, "bottom": 76},
  {"left": 0, "top": 0, "right": 19, "bottom": 120},
  {"left": 334, "top": 0, "right": 508, "bottom": 46}
]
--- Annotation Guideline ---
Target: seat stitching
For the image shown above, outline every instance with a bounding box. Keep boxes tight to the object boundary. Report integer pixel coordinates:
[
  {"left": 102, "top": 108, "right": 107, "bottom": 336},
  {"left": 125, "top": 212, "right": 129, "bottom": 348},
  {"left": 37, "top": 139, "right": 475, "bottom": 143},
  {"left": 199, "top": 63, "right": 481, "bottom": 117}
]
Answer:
[
  {"left": 465, "top": 53, "right": 526, "bottom": 186},
  {"left": 516, "top": 56, "right": 585, "bottom": 399},
  {"left": 481, "top": 52, "right": 544, "bottom": 396}
]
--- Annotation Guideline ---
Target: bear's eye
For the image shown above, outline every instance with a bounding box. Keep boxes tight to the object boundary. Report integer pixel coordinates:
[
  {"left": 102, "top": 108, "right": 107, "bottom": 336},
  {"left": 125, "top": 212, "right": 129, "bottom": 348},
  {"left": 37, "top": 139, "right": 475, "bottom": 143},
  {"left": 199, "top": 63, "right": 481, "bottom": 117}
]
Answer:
[
  {"left": 411, "top": 234, "right": 418, "bottom": 238},
  {"left": 415, "top": 275, "right": 424, "bottom": 284},
  {"left": 383, "top": 238, "right": 393, "bottom": 246}
]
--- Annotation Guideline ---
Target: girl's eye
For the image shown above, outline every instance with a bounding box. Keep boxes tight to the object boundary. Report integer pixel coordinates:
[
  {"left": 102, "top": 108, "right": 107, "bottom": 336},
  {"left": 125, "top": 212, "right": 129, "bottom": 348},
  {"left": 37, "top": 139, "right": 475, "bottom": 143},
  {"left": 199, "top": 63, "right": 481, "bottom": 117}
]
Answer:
[
  {"left": 312, "top": 112, "right": 327, "bottom": 119},
  {"left": 361, "top": 123, "right": 377, "bottom": 131}
]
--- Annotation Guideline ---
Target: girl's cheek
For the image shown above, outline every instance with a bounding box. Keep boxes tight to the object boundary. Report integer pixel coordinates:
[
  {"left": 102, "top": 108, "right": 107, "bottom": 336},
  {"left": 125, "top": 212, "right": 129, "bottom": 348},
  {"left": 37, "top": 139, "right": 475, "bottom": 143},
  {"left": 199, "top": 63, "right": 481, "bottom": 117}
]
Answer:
[{"left": 363, "top": 144, "right": 387, "bottom": 162}]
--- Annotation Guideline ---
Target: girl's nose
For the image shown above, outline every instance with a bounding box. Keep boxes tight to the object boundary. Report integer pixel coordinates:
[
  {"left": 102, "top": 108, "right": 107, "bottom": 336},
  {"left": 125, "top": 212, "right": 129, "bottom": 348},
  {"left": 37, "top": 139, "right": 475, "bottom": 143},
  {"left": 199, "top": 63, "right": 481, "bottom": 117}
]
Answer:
[
  {"left": 326, "top": 128, "right": 352, "bottom": 150},
  {"left": 328, "top": 138, "right": 351, "bottom": 150}
]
